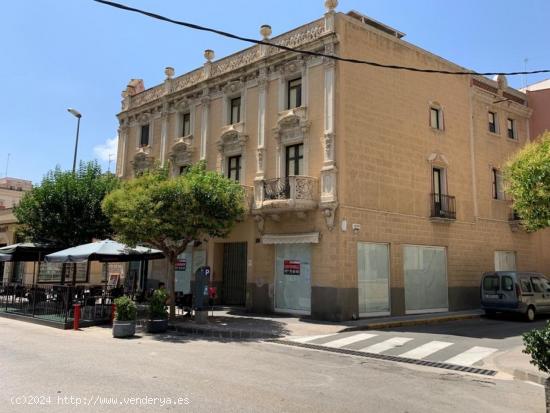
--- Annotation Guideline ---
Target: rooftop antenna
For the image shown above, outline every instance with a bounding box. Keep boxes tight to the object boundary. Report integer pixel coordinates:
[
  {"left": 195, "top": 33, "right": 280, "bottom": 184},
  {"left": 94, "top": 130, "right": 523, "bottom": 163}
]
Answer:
[
  {"left": 523, "top": 58, "right": 529, "bottom": 89},
  {"left": 4, "top": 153, "right": 10, "bottom": 178}
]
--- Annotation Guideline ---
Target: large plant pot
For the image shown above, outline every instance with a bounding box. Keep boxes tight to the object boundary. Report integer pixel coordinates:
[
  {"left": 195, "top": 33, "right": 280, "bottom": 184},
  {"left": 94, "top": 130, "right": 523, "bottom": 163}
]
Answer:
[
  {"left": 145, "top": 319, "right": 168, "bottom": 334},
  {"left": 112, "top": 320, "right": 136, "bottom": 338}
]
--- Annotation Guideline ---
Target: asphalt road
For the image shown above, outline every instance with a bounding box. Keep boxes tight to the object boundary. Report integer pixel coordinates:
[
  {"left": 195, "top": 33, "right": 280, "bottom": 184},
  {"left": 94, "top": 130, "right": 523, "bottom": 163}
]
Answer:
[{"left": 0, "top": 317, "right": 545, "bottom": 413}]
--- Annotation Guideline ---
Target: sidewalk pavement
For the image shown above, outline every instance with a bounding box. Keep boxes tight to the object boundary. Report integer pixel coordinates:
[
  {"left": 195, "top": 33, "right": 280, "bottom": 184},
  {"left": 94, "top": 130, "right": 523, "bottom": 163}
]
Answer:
[
  {"left": 168, "top": 308, "right": 482, "bottom": 339},
  {"left": 167, "top": 308, "right": 549, "bottom": 385},
  {"left": 487, "top": 345, "right": 548, "bottom": 385}
]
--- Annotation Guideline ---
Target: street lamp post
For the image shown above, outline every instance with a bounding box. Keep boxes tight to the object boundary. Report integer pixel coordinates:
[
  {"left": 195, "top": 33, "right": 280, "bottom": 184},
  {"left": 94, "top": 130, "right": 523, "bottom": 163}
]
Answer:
[{"left": 67, "top": 108, "right": 82, "bottom": 173}]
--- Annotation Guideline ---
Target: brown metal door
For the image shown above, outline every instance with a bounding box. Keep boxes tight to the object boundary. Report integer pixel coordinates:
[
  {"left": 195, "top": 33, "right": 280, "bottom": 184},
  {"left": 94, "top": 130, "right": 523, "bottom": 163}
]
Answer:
[{"left": 222, "top": 242, "right": 247, "bottom": 306}]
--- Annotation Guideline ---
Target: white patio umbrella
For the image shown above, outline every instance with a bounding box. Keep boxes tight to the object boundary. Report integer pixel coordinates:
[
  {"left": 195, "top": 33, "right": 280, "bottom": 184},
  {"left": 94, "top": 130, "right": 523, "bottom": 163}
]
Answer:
[{"left": 44, "top": 239, "right": 164, "bottom": 263}]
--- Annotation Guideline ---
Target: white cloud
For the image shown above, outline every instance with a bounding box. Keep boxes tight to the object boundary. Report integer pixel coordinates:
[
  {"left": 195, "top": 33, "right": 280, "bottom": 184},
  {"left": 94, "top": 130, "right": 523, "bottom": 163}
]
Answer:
[{"left": 93, "top": 137, "right": 118, "bottom": 162}]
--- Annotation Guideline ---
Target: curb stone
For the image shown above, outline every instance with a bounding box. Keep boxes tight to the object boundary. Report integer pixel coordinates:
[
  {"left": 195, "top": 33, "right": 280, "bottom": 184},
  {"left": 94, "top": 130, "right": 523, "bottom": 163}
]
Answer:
[
  {"left": 168, "top": 323, "right": 280, "bottom": 340},
  {"left": 341, "top": 313, "right": 481, "bottom": 332}
]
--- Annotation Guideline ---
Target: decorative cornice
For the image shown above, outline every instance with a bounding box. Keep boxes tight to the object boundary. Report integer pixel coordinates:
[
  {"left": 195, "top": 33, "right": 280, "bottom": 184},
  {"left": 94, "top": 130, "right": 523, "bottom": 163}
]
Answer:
[{"left": 124, "top": 18, "right": 327, "bottom": 111}]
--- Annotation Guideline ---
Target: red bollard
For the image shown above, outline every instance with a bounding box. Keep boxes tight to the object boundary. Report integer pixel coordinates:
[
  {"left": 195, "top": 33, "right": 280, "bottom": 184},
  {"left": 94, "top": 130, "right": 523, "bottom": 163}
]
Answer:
[
  {"left": 73, "top": 304, "right": 81, "bottom": 330},
  {"left": 111, "top": 303, "right": 116, "bottom": 323}
]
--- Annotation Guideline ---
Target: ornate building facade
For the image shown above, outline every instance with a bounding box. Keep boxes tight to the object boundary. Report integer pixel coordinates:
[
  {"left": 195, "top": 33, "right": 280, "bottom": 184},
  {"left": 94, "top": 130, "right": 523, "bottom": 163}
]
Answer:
[{"left": 115, "top": 1, "right": 550, "bottom": 320}]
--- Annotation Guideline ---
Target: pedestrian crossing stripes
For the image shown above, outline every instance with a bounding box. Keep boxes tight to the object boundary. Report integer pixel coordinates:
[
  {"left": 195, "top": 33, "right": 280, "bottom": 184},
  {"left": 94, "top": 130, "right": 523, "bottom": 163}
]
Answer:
[
  {"left": 360, "top": 337, "right": 413, "bottom": 354},
  {"left": 400, "top": 341, "right": 453, "bottom": 359},
  {"left": 444, "top": 346, "right": 498, "bottom": 367},
  {"left": 286, "top": 333, "right": 499, "bottom": 370},
  {"left": 323, "top": 333, "right": 378, "bottom": 348}
]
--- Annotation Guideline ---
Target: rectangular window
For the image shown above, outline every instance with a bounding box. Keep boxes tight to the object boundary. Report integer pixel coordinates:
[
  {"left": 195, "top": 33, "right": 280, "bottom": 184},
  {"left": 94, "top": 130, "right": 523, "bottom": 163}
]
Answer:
[
  {"left": 433, "top": 168, "right": 443, "bottom": 196},
  {"left": 227, "top": 155, "right": 241, "bottom": 182},
  {"left": 430, "top": 107, "right": 442, "bottom": 130},
  {"left": 520, "top": 278, "right": 532, "bottom": 293},
  {"left": 483, "top": 275, "right": 499, "bottom": 291},
  {"left": 230, "top": 97, "right": 241, "bottom": 124},
  {"left": 492, "top": 168, "right": 504, "bottom": 200},
  {"left": 285, "top": 143, "right": 304, "bottom": 177},
  {"left": 38, "top": 262, "right": 88, "bottom": 283},
  {"left": 507, "top": 118, "right": 516, "bottom": 139},
  {"left": 287, "top": 78, "right": 302, "bottom": 109},
  {"left": 181, "top": 112, "right": 191, "bottom": 137},
  {"left": 494, "top": 251, "right": 516, "bottom": 271},
  {"left": 140, "top": 124, "right": 150, "bottom": 147},
  {"left": 488, "top": 111, "right": 497, "bottom": 133},
  {"left": 501, "top": 276, "right": 514, "bottom": 291},
  {"left": 531, "top": 277, "right": 544, "bottom": 293}
]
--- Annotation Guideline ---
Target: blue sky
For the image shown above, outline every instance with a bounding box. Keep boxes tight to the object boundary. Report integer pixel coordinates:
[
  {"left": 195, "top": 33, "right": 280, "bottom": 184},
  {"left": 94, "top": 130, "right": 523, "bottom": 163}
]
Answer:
[{"left": 1, "top": 0, "right": 549, "bottom": 183}]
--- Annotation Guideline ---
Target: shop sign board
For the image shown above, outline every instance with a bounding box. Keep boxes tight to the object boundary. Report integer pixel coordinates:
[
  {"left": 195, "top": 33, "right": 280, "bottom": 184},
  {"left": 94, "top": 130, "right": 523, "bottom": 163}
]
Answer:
[
  {"left": 283, "top": 260, "right": 301, "bottom": 276},
  {"left": 175, "top": 258, "right": 187, "bottom": 271}
]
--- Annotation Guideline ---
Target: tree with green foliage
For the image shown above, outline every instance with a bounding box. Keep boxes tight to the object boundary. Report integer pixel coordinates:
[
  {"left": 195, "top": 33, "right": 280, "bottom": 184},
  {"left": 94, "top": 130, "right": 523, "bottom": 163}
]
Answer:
[
  {"left": 505, "top": 132, "right": 550, "bottom": 231},
  {"left": 523, "top": 321, "right": 550, "bottom": 412},
  {"left": 14, "top": 161, "right": 118, "bottom": 248},
  {"left": 102, "top": 163, "right": 245, "bottom": 318}
]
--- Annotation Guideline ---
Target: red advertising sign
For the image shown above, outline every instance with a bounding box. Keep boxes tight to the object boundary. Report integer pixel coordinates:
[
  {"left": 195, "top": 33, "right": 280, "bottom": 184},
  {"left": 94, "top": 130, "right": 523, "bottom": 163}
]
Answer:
[
  {"left": 283, "top": 260, "right": 301, "bottom": 276},
  {"left": 175, "top": 259, "right": 187, "bottom": 271}
]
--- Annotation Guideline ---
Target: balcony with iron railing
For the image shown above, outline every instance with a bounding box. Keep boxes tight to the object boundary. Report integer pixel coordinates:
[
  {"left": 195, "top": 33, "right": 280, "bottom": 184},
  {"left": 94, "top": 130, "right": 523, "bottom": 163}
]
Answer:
[
  {"left": 253, "top": 176, "right": 318, "bottom": 214},
  {"left": 429, "top": 193, "right": 456, "bottom": 221}
]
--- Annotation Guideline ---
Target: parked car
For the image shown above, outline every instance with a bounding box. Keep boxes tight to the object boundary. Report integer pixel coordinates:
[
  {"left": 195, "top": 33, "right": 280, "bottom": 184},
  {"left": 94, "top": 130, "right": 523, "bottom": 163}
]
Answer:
[{"left": 480, "top": 271, "right": 550, "bottom": 321}]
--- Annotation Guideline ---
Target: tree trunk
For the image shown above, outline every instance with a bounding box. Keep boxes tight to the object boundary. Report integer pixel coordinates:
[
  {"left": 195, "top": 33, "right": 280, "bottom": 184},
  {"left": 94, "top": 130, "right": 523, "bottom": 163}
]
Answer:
[
  {"left": 167, "top": 258, "right": 177, "bottom": 320},
  {"left": 546, "top": 377, "right": 550, "bottom": 413}
]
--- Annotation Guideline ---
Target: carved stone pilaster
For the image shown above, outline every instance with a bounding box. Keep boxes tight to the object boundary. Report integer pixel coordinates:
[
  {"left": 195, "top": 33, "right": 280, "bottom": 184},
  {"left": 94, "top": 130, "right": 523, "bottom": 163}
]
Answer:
[
  {"left": 256, "top": 147, "right": 266, "bottom": 178},
  {"left": 322, "top": 132, "right": 335, "bottom": 166},
  {"left": 323, "top": 41, "right": 337, "bottom": 67}
]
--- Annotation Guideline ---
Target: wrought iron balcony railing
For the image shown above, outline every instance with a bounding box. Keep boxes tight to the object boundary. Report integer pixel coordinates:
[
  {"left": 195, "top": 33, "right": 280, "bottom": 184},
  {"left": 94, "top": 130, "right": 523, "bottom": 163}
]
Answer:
[
  {"left": 263, "top": 177, "right": 291, "bottom": 200},
  {"left": 430, "top": 193, "right": 456, "bottom": 220}
]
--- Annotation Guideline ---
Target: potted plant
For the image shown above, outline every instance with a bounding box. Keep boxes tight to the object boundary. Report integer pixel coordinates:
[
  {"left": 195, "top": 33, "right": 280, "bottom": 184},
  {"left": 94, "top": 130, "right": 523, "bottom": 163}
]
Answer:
[
  {"left": 146, "top": 289, "right": 169, "bottom": 333},
  {"left": 112, "top": 295, "right": 137, "bottom": 338},
  {"left": 523, "top": 320, "right": 550, "bottom": 412}
]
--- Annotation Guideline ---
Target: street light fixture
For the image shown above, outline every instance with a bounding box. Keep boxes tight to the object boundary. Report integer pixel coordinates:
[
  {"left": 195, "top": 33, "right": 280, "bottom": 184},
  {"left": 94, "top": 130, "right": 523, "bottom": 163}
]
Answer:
[{"left": 67, "top": 108, "right": 82, "bottom": 173}]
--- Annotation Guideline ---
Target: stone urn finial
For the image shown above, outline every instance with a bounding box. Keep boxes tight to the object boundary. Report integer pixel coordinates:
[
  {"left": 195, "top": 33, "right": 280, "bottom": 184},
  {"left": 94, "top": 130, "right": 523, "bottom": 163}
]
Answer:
[
  {"left": 260, "top": 24, "right": 272, "bottom": 40},
  {"left": 324, "top": 0, "right": 338, "bottom": 12},
  {"left": 164, "top": 66, "right": 174, "bottom": 80},
  {"left": 204, "top": 49, "right": 215, "bottom": 62}
]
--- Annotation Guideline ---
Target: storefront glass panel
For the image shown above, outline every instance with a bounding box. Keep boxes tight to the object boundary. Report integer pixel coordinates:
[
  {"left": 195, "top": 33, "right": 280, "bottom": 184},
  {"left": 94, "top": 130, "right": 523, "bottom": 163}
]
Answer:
[
  {"left": 404, "top": 245, "right": 448, "bottom": 313},
  {"left": 357, "top": 242, "right": 390, "bottom": 316},
  {"left": 275, "top": 244, "right": 311, "bottom": 313}
]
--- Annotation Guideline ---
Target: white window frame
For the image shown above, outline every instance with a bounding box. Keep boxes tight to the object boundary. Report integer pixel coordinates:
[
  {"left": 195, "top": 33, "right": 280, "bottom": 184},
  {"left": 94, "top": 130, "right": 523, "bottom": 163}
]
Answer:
[{"left": 494, "top": 250, "right": 517, "bottom": 271}]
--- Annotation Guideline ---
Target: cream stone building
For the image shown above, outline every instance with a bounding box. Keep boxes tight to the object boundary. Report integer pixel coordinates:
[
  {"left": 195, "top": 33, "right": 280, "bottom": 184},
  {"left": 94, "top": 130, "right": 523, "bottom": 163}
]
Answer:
[
  {"left": 0, "top": 177, "right": 32, "bottom": 283},
  {"left": 114, "top": 1, "right": 550, "bottom": 320}
]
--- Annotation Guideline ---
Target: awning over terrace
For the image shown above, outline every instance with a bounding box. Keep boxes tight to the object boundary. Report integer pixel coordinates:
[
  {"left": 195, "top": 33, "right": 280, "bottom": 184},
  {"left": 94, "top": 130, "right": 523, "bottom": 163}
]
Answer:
[
  {"left": 0, "top": 243, "right": 60, "bottom": 262},
  {"left": 44, "top": 239, "right": 165, "bottom": 263}
]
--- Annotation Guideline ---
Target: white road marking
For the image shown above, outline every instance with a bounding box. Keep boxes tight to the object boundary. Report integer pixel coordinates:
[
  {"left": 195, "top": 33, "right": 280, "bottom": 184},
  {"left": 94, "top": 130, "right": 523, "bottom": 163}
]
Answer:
[
  {"left": 445, "top": 346, "right": 498, "bottom": 366},
  {"left": 289, "top": 334, "right": 334, "bottom": 344},
  {"left": 399, "top": 341, "right": 453, "bottom": 359},
  {"left": 360, "top": 337, "right": 413, "bottom": 354},
  {"left": 323, "top": 333, "right": 378, "bottom": 348}
]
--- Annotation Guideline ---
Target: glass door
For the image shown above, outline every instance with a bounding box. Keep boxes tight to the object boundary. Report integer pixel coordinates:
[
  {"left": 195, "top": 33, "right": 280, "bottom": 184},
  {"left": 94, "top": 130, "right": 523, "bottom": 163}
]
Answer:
[
  {"left": 357, "top": 243, "right": 390, "bottom": 316},
  {"left": 275, "top": 244, "right": 311, "bottom": 314}
]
